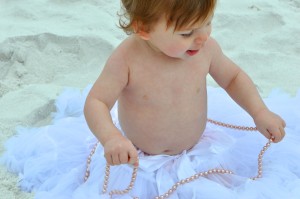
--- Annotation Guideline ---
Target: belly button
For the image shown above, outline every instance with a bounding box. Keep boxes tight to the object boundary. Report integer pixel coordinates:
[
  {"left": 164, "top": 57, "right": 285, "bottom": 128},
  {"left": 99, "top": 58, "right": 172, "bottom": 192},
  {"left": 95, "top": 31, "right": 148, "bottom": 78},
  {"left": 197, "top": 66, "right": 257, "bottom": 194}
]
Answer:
[
  {"left": 143, "top": 95, "right": 149, "bottom": 100},
  {"left": 163, "top": 149, "right": 171, "bottom": 154}
]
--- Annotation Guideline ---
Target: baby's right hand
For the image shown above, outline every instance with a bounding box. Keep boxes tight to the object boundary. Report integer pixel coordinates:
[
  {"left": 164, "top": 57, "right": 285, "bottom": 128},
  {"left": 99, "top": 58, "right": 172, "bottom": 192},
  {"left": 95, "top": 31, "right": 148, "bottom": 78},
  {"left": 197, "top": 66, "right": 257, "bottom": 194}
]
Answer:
[{"left": 103, "top": 133, "right": 138, "bottom": 166}]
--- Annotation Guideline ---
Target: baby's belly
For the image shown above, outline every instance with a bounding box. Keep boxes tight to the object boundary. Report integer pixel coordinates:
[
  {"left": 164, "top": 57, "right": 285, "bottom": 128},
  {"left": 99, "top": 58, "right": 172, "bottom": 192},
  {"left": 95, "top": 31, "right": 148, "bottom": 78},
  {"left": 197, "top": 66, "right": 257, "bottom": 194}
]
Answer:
[
  {"left": 128, "top": 124, "right": 206, "bottom": 155},
  {"left": 118, "top": 102, "right": 207, "bottom": 155}
]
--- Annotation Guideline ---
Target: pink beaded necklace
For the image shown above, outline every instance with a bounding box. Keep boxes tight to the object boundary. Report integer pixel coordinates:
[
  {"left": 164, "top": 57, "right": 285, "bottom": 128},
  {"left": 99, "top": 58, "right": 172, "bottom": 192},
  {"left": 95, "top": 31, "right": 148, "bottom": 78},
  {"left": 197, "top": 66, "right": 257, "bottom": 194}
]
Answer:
[{"left": 84, "top": 119, "right": 274, "bottom": 199}]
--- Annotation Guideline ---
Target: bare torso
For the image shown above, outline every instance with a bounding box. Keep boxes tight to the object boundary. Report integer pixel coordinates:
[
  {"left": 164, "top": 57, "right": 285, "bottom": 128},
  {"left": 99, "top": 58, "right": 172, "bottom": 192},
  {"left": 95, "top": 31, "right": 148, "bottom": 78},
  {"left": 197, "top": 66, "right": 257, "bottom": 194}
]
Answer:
[{"left": 118, "top": 36, "right": 212, "bottom": 155}]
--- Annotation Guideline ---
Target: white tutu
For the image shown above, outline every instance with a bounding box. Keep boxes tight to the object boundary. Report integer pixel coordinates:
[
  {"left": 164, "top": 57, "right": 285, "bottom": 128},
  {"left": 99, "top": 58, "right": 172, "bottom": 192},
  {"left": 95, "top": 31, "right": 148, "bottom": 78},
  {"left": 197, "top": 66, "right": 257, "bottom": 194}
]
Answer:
[{"left": 1, "top": 86, "right": 300, "bottom": 199}]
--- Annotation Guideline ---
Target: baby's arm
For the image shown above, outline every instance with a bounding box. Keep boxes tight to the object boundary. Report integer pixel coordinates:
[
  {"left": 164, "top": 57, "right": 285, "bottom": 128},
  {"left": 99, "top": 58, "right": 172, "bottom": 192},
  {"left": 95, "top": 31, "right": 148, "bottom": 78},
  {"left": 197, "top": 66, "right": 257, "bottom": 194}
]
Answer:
[
  {"left": 208, "top": 38, "right": 285, "bottom": 143},
  {"left": 84, "top": 46, "right": 138, "bottom": 166}
]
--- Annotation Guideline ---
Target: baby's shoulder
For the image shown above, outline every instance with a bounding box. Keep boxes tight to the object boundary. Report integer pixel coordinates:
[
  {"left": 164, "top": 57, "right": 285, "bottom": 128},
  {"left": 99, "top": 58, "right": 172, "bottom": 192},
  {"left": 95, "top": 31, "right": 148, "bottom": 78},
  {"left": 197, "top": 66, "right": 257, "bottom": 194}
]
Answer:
[
  {"left": 205, "top": 37, "right": 222, "bottom": 52},
  {"left": 110, "top": 36, "right": 140, "bottom": 60},
  {"left": 116, "top": 36, "right": 140, "bottom": 52},
  {"left": 203, "top": 37, "right": 224, "bottom": 62}
]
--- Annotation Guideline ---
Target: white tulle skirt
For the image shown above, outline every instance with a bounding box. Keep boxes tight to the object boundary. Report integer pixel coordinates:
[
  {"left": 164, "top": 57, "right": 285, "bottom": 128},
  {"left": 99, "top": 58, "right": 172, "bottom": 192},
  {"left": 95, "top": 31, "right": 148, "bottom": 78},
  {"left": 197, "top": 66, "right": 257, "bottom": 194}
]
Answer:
[{"left": 1, "top": 86, "right": 300, "bottom": 199}]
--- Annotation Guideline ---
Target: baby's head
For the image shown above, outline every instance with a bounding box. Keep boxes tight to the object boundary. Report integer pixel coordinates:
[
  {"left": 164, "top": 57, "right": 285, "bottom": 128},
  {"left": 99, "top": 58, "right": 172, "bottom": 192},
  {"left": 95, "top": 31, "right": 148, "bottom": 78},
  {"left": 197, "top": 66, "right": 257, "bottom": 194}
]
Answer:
[{"left": 119, "top": 0, "right": 217, "bottom": 34}]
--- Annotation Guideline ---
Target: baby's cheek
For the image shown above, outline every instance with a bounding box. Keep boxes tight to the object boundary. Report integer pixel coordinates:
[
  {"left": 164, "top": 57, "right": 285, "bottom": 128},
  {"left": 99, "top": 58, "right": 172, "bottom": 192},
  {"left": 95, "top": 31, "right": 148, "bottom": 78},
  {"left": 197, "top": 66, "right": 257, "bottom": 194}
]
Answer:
[{"left": 167, "top": 44, "right": 187, "bottom": 56}]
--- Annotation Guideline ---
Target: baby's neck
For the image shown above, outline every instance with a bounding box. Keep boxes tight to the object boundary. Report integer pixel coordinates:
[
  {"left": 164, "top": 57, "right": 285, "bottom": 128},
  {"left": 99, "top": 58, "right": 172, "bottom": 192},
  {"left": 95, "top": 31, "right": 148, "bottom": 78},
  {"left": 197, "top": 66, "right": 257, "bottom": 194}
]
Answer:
[{"left": 134, "top": 35, "right": 181, "bottom": 61}]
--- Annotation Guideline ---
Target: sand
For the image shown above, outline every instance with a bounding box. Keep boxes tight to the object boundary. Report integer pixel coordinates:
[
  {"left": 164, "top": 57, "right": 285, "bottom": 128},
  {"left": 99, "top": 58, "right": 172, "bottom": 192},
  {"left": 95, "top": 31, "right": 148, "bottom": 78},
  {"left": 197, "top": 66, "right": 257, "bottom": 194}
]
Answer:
[{"left": 0, "top": 0, "right": 299, "bottom": 198}]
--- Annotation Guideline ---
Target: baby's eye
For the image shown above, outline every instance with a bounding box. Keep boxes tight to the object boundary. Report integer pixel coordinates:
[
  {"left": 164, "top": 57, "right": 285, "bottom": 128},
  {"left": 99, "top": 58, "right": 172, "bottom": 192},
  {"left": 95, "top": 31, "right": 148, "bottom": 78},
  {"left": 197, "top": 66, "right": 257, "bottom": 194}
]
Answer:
[{"left": 181, "top": 31, "right": 193, "bottom": 38}]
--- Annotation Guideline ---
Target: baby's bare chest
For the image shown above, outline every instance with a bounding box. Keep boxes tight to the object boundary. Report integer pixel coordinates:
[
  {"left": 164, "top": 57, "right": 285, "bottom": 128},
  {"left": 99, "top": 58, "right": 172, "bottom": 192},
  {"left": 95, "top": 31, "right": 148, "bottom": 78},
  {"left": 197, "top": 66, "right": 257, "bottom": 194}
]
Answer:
[{"left": 126, "top": 61, "right": 209, "bottom": 106}]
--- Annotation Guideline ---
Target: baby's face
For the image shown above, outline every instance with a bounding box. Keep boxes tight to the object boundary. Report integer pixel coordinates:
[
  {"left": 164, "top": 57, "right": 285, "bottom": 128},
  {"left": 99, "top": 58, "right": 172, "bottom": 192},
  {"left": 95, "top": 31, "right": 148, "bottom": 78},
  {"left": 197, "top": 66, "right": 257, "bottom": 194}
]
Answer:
[{"left": 145, "top": 14, "right": 214, "bottom": 59}]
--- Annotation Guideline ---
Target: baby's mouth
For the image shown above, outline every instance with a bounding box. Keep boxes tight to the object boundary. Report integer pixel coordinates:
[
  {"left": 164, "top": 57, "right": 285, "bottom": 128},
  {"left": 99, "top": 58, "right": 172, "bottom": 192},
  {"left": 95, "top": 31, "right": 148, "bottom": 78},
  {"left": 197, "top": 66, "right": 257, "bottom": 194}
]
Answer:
[{"left": 186, "top": 50, "right": 199, "bottom": 56}]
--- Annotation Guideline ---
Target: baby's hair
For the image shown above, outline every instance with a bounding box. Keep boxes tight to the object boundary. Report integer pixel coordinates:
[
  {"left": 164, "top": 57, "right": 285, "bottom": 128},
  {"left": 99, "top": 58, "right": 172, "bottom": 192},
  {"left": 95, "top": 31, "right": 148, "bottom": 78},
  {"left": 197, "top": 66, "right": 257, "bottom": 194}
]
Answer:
[{"left": 119, "top": 0, "right": 217, "bottom": 35}]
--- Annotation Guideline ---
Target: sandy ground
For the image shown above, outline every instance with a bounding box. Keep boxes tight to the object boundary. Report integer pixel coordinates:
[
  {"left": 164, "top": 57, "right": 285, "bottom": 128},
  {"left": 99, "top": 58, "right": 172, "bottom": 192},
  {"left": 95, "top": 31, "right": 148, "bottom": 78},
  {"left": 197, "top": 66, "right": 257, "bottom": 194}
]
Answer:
[{"left": 0, "top": 0, "right": 299, "bottom": 198}]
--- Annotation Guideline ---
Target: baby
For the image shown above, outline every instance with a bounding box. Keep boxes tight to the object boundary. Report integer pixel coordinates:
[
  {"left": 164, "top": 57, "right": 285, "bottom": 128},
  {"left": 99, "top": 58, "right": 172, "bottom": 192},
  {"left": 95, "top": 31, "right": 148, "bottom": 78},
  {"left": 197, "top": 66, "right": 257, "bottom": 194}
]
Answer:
[{"left": 84, "top": 0, "right": 286, "bottom": 167}]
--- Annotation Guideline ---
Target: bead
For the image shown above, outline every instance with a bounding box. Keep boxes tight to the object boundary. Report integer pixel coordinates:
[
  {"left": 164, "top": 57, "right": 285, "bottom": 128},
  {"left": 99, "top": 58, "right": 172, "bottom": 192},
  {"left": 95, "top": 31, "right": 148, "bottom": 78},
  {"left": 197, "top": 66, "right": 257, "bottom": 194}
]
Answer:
[{"left": 172, "top": 185, "right": 177, "bottom": 191}]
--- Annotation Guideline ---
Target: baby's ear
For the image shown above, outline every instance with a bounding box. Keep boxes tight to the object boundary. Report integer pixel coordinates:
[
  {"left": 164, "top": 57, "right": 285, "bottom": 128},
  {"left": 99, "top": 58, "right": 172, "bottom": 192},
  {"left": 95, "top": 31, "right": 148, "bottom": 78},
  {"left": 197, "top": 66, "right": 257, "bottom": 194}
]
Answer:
[
  {"left": 137, "top": 30, "right": 150, "bottom": 40},
  {"left": 132, "top": 21, "right": 150, "bottom": 40}
]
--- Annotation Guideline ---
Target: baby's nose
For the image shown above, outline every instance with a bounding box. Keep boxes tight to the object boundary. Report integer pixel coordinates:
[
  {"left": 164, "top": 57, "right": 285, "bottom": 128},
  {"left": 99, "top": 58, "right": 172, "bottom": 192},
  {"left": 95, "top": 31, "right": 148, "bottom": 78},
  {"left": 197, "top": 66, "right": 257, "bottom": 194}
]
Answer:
[{"left": 195, "top": 32, "right": 209, "bottom": 44}]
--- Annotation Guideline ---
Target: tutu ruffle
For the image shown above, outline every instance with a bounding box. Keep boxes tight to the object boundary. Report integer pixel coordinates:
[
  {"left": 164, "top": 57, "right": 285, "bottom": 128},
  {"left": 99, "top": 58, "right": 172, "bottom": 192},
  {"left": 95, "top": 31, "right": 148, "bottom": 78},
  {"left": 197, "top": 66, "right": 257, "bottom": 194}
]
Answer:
[{"left": 1, "top": 86, "right": 300, "bottom": 199}]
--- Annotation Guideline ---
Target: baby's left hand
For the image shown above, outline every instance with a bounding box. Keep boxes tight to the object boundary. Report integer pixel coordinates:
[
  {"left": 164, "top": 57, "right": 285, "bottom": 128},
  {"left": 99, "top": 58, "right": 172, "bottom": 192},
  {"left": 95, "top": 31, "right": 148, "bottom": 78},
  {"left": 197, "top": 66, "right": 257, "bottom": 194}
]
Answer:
[{"left": 253, "top": 108, "right": 286, "bottom": 143}]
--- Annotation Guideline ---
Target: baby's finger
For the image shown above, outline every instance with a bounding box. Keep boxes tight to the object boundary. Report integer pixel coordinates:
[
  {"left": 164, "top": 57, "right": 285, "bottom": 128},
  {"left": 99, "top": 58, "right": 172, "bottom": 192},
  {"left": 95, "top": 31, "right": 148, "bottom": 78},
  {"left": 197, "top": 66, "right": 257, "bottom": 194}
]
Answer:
[
  {"left": 279, "top": 126, "right": 285, "bottom": 141},
  {"left": 268, "top": 128, "right": 281, "bottom": 143},
  {"left": 104, "top": 153, "right": 113, "bottom": 165},
  {"left": 119, "top": 152, "right": 129, "bottom": 164},
  {"left": 128, "top": 150, "right": 138, "bottom": 166},
  {"left": 282, "top": 119, "right": 286, "bottom": 128},
  {"left": 111, "top": 153, "right": 121, "bottom": 165}
]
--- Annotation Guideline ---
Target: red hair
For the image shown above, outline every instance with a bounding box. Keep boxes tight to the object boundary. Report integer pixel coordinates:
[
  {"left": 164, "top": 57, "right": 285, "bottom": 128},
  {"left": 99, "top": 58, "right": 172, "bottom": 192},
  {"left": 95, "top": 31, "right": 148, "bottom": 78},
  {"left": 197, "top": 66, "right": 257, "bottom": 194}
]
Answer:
[{"left": 119, "top": 0, "right": 217, "bottom": 34}]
